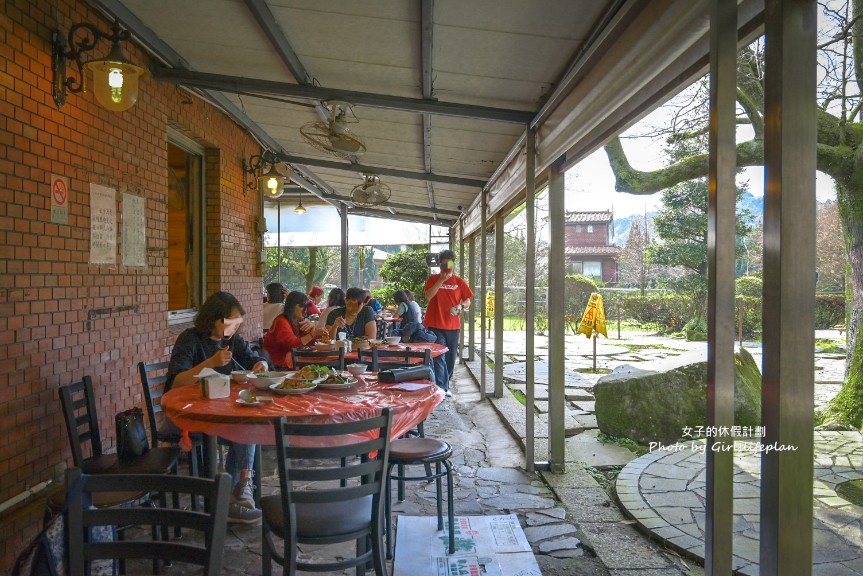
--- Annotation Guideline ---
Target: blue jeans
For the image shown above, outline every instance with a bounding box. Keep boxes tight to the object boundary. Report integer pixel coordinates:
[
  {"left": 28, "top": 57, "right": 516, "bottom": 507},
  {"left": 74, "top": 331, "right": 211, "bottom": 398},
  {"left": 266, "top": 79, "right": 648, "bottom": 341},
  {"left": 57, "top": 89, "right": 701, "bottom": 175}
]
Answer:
[
  {"left": 225, "top": 442, "right": 255, "bottom": 487},
  {"left": 429, "top": 328, "right": 460, "bottom": 391}
]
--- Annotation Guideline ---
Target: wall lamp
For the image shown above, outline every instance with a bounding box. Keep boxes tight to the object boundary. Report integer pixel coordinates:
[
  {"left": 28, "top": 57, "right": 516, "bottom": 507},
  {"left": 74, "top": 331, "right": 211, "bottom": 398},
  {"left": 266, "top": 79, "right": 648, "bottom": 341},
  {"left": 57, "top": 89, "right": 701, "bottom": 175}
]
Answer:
[
  {"left": 243, "top": 150, "right": 292, "bottom": 200},
  {"left": 52, "top": 20, "right": 145, "bottom": 112}
]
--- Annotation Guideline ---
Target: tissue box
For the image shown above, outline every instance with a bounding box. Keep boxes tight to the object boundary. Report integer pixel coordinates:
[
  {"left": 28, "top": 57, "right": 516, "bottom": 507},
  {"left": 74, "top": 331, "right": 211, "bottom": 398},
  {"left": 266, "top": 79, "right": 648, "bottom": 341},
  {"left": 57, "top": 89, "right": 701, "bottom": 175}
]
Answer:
[{"left": 201, "top": 374, "right": 231, "bottom": 399}]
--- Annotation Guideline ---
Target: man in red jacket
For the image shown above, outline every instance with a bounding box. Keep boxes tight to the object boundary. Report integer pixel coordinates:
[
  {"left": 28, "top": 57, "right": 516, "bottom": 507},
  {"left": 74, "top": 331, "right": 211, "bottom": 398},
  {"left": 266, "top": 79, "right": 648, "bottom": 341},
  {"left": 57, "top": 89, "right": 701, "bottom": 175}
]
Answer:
[{"left": 424, "top": 249, "right": 474, "bottom": 395}]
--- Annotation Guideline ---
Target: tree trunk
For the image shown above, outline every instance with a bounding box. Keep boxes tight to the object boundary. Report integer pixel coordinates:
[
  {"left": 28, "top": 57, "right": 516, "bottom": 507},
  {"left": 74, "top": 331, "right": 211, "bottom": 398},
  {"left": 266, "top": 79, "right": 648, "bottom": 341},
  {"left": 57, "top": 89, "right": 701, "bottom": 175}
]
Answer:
[{"left": 823, "top": 179, "right": 863, "bottom": 427}]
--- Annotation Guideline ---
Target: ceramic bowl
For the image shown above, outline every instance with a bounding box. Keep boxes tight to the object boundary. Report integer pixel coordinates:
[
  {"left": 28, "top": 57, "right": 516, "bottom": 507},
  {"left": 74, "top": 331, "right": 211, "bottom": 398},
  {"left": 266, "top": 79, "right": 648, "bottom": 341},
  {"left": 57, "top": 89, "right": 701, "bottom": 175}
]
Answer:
[
  {"left": 346, "top": 363, "right": 367, "bottom": 376},
  {"left": 384, "top": 336, "right": 401, "bottom": 345},
  {"left": 231, "top": 370, "right": 252, "bottom": 383},
  {"left": 248, "top": 371, "right": 286, "bottom": 389},
  {"left": 314, "top": 341, "right": 338, "bottom": 351}
]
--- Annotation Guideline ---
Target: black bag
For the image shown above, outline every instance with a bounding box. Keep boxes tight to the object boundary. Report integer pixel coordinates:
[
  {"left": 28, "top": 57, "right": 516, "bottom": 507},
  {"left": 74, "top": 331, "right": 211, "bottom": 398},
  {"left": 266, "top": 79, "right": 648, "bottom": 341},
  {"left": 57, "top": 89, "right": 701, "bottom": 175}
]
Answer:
[
  {"left": 409, "top": 326, "right": 438, "bottom": 343},
  {"left": 378, "top": 365, "right": 432, "bottom": 383},
  {"left": 115, "top": 407, "right": 149, "bottom": 461}
]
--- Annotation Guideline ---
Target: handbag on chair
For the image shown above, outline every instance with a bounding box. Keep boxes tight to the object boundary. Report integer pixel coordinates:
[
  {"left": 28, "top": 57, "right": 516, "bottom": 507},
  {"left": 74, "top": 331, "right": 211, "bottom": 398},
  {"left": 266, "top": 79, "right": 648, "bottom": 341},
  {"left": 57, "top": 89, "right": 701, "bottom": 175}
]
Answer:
[
  {"left": 115, "top": 407, "right": 150, "bottom": 461},
  {"left": 378, "top": 365, "right": 432, "bottom": 383}
]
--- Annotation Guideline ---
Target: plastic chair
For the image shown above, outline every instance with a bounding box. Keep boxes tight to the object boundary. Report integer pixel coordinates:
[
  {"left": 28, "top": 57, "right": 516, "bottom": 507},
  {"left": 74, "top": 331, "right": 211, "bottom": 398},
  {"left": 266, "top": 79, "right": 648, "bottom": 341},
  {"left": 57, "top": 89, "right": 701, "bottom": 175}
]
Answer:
[
  {"left": 359, "top": 347, "right": 431, "bottom": 372},
  {"left": 261, "top": 408, "right": 393, "bottom": 576},
  {"left": 290, "top": 346, "right": 346, "bottom": 370},
  {"left": 65, "top": 468, "right": 231, "bottom": 576},
  {"left": 385, "top": 437, "right": 455, "bottom": 559}
]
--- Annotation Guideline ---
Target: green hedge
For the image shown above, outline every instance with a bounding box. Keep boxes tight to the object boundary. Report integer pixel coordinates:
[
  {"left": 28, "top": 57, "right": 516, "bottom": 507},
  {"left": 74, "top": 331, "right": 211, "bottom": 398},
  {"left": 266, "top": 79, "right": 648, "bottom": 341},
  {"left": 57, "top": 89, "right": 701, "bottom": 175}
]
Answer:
[
  {"left": 815, "top": 294, "right": 845, "bottom": 329},
  {"left": 620, "top": 293, "right": 692, "bottom": 333}
]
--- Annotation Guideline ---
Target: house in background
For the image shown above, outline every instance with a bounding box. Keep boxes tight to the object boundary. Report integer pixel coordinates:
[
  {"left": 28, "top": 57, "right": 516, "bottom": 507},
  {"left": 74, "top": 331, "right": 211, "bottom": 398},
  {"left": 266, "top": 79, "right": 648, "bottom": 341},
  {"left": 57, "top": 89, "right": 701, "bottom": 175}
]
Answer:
[{"left": 565, "top": 211, "right": 620, "bottom": 284}]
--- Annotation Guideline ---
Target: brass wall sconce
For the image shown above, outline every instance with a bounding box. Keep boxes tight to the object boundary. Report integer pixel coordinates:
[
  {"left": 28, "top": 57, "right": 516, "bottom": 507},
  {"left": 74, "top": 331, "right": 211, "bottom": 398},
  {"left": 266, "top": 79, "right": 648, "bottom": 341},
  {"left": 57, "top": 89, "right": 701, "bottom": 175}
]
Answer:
[
  {"left": 52, "top": 20, "right": 145, "bottom": 112},
  {"left": 243, "top": 150, "right": 292, "bottom": 200}
]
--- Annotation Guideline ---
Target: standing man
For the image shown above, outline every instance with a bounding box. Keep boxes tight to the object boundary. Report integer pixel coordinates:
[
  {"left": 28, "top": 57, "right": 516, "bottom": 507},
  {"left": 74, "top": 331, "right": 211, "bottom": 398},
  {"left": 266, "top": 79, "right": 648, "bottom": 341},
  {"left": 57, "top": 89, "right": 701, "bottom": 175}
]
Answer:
[{"left": 424, "top": 249, "right": 473, "bottom": 395}]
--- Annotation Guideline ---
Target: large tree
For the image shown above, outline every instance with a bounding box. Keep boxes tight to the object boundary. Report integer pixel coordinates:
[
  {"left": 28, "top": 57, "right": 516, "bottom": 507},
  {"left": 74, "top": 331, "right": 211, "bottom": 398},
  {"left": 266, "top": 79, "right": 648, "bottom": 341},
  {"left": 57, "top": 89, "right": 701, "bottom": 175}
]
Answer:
[{"left": 603, "top": 8, "right": 862, "bottom": 427}]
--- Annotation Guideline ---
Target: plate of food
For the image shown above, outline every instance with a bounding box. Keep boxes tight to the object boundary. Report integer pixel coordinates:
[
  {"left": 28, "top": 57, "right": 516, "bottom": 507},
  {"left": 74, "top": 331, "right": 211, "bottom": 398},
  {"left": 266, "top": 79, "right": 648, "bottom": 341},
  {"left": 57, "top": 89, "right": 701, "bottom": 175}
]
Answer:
[
  {"left": 315, "top": 372, "right": 358, "bottom": 390},
  {"left": 285, "top": 365, "right": 330, "bottom": 382},
  {"left": 269, "top": 380, "right": 318, "bottom": 395}
]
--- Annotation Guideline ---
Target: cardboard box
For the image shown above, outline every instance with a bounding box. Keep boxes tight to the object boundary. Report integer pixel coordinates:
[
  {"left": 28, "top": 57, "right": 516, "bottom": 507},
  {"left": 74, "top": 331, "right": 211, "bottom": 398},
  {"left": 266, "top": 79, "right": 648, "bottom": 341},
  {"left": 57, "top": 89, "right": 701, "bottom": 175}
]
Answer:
[{"left": 201, "top": 374, "right": 231, "bottom": 399}]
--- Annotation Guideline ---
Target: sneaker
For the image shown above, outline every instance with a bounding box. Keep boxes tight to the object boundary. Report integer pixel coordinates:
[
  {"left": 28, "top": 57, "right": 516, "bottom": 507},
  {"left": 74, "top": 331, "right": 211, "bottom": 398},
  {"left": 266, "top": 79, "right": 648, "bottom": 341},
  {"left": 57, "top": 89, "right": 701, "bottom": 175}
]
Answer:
[
  {"left": 445, "top": 390, "right": 453, "bottom": 398},
  {"left": 227, "top": 502, "right": 261, "bottom": 525},
  {"left": 232, "top": 477, "right": 255, "bottom": 508}
]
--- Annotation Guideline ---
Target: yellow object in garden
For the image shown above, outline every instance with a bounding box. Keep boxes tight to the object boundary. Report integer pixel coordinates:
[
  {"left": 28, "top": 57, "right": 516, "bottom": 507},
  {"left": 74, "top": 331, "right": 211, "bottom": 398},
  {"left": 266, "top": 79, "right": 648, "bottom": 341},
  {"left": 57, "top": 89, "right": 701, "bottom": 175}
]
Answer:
[
  {"left": 486, "top": 290, "right": 495, "bottom": 316},
  {"left": 577, "top": 293, "right": 608, "bottom": 338}
]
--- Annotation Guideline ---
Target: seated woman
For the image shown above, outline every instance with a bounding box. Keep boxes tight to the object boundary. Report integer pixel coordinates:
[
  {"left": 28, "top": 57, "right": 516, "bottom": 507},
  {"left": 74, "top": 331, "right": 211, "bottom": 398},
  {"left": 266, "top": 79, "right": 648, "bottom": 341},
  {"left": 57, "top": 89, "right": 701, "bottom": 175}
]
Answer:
[
  {"left": 306, "top": 285, "right": 324, "bottom": 316},
  {"left": 264, "top": 290, "right": 329, "bottom": 368},
  {"left": 165, "top": 291, "right": 268, "bottom": 525},
  {"left": 393, "top": 290, "right": 437, "bottom": 343},
  {"left": 327, "top": 287, "right": 377, "bottom": 341},
  {"left": 316, "top": 287, "right": 345, "bottom": 329}
]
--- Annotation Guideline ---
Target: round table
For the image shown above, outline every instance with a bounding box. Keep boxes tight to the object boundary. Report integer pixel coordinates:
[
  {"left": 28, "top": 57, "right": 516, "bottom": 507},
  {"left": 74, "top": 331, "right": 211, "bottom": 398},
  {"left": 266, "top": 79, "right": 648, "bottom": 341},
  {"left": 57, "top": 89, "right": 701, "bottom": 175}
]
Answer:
[
  {"left": 344, "top": 341, "right": 447, "bottom": 362},
  {"left": 161, "top": 376, "right": 444, "bottom": 447}
]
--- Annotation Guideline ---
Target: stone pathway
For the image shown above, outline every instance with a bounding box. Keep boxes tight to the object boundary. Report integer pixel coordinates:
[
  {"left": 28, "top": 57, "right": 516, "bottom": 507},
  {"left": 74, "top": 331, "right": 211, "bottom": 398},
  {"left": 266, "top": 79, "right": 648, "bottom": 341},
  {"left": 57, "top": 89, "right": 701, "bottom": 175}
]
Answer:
[{"left": 616, "top": 432, "right": 863, "bottom": 575}]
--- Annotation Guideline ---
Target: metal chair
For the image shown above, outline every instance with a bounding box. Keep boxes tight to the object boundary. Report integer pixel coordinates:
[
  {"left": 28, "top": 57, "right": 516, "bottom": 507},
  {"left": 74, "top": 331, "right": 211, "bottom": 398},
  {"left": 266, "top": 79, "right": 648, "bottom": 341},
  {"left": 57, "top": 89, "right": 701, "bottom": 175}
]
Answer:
[
  {"left": 359, "top": 346, "right": 431, "bottom": 372},
  {"left": 59, "top": 376, "right": 180, "bottom": 475},
  {"left": 290, "top": 346, "right": 346, "bottom": 370},
  {"left": 261, "top": 408, "right": 393, "bottom": 576},
  {"left": 65, "top": 468, "right": 231, "bottom": 576},
  {"left": 385, "top": 437, "right": 455, "bottom": 559}
]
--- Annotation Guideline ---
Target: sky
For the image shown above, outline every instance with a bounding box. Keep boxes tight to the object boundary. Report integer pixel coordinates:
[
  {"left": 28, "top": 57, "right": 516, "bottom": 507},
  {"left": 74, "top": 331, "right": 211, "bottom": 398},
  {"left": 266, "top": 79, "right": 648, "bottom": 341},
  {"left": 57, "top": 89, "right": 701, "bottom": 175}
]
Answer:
[{"left": 565, "top": 95, "right": 838, "bottom": 218}]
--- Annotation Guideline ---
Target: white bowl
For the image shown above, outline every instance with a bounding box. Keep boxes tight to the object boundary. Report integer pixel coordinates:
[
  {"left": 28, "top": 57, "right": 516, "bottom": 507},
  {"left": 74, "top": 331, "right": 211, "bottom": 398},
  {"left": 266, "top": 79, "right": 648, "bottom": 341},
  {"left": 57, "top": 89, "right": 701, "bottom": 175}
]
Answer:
[
  {"left": 248, "top": 371, "right": 287, "bottom": 389},
  {"left": 313, "top": 341, "right": 338, "bottom": 352},
  {"left": 346, "top": 363, "right": 367, "bottom": 376},
  {"left": 384, "top": 336, "right": 401, "bottom": 345},
  {"left": 231, "top": 370, "right": 252, "bottom": 383}
]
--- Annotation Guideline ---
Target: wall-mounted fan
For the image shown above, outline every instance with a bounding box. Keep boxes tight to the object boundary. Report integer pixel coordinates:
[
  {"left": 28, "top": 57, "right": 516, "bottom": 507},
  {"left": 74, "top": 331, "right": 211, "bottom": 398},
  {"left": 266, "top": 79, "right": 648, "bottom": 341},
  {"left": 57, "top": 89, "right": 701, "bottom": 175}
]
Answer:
[
  {"left": 350, "top": 174, "right": 391, "bottom": 207},
  {"left": 300, "top": 100, "right": 366, "bottom": 160}
]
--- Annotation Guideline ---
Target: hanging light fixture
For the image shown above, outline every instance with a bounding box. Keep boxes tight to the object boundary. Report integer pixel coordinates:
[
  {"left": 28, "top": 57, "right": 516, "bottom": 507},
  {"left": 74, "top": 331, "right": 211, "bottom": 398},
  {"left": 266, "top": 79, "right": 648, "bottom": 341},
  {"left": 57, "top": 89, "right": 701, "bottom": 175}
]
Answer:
[
  {"left": 52, "top": 20, "right": 145, "bottom": 112},
  {"left": 294, "top": 187, "right": 307, "bottom": 214},
  {"left": 243, "top": 150, "right": 290, "bottom": 199}
]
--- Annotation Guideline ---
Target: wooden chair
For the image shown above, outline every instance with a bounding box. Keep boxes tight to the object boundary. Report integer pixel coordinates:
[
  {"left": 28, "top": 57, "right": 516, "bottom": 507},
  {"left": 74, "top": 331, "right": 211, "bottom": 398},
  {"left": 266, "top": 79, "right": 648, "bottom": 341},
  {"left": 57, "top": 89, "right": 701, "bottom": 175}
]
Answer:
[
  {"left": 65, "top": 468, "right": 231, "bottom": 576},
  {"left": 261, "top": 408, "right": 393, "bottom": 576},
  {"left": 291, "top": 346, "right": 346, "bottom": 370},
  {"left": 359, "top": 347, "right": 431, "bottom": 373}
]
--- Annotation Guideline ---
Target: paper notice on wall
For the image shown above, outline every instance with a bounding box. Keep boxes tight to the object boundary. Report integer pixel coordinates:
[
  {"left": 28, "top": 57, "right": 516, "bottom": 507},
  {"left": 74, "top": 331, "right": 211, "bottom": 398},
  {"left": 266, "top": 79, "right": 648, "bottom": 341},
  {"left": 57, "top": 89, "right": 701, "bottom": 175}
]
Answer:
[
  {"left": 89, "top": 183, "right": 117, "bottom": 264},
  {"left": 122, "top": 191, "right": 146, "bottom": 267},
  {"left": 394, "top": 515, "right": 540, "bottom": 576}
]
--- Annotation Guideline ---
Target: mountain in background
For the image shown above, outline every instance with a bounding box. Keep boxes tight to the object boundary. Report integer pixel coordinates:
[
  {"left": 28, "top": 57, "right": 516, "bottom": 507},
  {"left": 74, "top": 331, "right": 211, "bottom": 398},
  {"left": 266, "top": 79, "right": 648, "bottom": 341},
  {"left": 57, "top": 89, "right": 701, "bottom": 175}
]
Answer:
[{"left": 612, "top": 191, "right": 765, "bottom": 246}]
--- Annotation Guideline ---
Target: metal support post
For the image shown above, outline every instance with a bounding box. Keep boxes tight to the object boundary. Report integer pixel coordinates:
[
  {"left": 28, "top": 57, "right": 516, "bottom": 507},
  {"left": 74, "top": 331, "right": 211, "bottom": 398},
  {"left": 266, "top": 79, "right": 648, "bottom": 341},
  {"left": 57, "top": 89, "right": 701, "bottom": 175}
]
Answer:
[
  {"left": 480, "top": 191, "right": 488, "bottom": 400},
  {"left": 494, "top": 214, "right": 504, "bottom": 398},
  {"left": 547, "top": 158, "right": 566, "bottom": 472},
  {"left": 525, "top": 129, "right": 536, "bottom": 472}
]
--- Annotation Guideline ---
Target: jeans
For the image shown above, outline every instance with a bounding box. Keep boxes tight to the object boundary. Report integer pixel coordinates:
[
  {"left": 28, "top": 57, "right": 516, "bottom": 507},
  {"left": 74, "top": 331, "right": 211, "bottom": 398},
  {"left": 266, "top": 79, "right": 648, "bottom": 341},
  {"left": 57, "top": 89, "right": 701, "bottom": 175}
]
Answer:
[
  {"left": 225, "top": 442, "right": 255, "bottom": 487},
  {"left": 429, "top": 328, "right": 460, "bottom": 391}
]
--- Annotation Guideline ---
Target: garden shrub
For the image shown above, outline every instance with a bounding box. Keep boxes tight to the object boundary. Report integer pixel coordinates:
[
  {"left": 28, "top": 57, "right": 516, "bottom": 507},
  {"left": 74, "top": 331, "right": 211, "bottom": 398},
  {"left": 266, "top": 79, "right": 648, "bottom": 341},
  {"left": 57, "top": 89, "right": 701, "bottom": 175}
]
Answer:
[
  {"left": 620, "top": 293, "right": 691, "bottom": 333},
  {"left": 815, "top": 294, "right": 845, "bottom": 329},
  {"left": 737, "top": 296, "right": 762, "bottom": 338},
  {"left": 735, "top": 275, "right": 762, "bottom": 298},
  {"left": 565, "top": 274, "right": 599, "bottom": 317},
  {"left": 685, "top": 317, "right": 707, "bottom": 341}
]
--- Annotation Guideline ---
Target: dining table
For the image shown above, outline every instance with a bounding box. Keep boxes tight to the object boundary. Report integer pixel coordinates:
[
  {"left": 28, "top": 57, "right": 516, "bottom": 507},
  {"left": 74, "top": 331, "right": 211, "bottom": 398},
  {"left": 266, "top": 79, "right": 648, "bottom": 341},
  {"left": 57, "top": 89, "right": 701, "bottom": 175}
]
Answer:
[
  {"left": 161, "top": 374, "right": 445, "bottom": 475},
  {"left": 343, "top": 341, "right": 447, "bottom": 363}
]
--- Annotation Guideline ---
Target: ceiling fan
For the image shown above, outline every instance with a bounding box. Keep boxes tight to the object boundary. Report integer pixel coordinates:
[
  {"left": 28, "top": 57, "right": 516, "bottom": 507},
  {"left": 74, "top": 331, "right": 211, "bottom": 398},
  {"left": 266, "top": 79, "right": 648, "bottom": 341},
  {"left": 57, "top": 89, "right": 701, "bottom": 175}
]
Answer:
[
  {"left": 350, "top": 174, "right": 391, "bottom": 207},
  {"left": 299, "top": 100, "right": 366, "bottom": 160}
]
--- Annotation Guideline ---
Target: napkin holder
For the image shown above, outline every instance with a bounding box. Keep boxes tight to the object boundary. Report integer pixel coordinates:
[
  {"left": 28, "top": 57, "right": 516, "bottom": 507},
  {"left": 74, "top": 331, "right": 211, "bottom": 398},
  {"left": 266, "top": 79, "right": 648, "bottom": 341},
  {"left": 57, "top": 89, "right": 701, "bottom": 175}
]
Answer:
[{"left": 201, "top": 374, "right": 231, "bottom": 399}]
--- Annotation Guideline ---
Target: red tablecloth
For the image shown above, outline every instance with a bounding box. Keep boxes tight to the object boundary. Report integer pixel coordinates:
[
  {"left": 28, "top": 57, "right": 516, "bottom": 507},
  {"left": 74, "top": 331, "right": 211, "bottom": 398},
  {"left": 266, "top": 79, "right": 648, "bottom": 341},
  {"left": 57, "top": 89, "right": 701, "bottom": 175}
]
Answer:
[
  {"left": 345, "top": 341, "right": 447, "bottom": 362},
  {"left": 161, "top": 377, "right": 443, "bottom": 446}
]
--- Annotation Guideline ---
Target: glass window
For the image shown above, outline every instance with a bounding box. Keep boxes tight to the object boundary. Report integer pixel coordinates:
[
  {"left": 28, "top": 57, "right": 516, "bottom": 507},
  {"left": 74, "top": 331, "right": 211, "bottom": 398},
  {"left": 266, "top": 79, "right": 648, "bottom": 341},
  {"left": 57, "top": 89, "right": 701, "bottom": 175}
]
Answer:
[
  {"left": 575, "top": 224, "right": 582, "bottom": 232},
  {"left": 167, "top": 136, "right": 204, "bottom": 324},
  {"left": 568, "top": 261, "right": 583, "bottom": 274},
  {"left": 584, "top": 261, "right": 602, "bottom": 278},
  {"left": 587, "top": 225, "right": 594, "bottom": 233}
]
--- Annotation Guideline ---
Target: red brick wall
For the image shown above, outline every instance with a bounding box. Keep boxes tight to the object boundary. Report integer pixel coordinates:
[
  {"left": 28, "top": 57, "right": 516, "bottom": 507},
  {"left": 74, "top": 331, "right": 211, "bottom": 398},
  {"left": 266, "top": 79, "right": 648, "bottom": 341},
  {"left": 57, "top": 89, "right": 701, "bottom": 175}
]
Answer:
[
  {"left": 0, "top": 0, "right": 265, "bottom": 568},
  {"left": 565, "top": 221, "right": 611, "bottom": 248}
]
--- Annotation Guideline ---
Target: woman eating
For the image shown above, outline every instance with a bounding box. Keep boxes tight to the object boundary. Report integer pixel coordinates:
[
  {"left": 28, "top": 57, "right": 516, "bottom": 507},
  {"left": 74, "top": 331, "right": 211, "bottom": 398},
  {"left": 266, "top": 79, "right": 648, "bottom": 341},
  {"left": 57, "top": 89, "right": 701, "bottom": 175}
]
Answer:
[
  {"left": 165, "top": 291, "right": 267, "bottom": 525},
  {"left": 264, "top": 290, "right": 329, "bottom": 368},
  {"left": 326, "top": 287, "right": 377, "bottom": 341}
]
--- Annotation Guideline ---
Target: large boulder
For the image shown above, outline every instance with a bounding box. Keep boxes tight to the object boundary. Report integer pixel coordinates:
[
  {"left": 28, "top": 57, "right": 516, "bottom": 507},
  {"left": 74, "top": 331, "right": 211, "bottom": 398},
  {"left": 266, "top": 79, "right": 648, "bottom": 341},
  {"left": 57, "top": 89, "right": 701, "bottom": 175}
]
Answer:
[{"left": 594, "top": 347, "right": 761, "bottom": 445}]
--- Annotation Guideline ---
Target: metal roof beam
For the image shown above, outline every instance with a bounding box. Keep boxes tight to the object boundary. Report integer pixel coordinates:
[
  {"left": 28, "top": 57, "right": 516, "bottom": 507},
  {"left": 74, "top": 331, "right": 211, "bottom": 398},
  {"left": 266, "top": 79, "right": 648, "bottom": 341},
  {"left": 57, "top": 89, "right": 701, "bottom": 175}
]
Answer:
[
  {"left": 421, "top": 0, "right": 436, "bottom": 210},
  {"left": 348, "top": 207, "right": 455, "bottom": 227},
  {"left": 150, "top": 67, "right": 535, "bottom": 123},
  {"left": 277, "top": 154, "right": 485, "bottom": 189},
  {"left": 242, "top": 0, "right": 311, "bottom": 84}
]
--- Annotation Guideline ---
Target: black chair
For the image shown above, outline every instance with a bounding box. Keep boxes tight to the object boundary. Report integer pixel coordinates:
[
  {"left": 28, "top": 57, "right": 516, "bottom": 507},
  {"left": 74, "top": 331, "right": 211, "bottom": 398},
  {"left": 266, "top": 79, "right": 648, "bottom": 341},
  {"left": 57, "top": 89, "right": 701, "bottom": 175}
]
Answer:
[
  {"left": 261, "top": 408, "right": 393, "bottom": 576},
  {"left": 359, "top": 347, "right": 432, "bottom": 373},
  {"left": 138, "top": 361, "right": 263, "bottom": 507},
  {"left": 385, "top": 437, "right": 455, "bottom": 560},
  {"left": 59, "top": 376, "right": 180, "bottom": 475},
  {"left": 291, "top": 346, "right": 346, "bottom": 371},
  {"left": 66, "top": 468, "right": 231, "bottom": 576}
]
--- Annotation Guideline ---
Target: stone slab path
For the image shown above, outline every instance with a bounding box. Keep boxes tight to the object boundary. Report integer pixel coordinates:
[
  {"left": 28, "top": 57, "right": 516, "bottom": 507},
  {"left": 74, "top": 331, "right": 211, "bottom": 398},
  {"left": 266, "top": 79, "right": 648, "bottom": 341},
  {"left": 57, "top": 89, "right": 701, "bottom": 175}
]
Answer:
[{"left": 616, "top": 432, "right": 863, "bottom": 575}]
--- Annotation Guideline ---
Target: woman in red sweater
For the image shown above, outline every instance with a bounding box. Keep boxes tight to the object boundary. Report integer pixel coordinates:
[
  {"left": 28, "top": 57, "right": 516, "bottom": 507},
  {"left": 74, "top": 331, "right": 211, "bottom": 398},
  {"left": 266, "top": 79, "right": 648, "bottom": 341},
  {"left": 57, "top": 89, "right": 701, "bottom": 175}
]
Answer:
[{"left": 263, "top": 290, "right": 329, "bottom": 368}]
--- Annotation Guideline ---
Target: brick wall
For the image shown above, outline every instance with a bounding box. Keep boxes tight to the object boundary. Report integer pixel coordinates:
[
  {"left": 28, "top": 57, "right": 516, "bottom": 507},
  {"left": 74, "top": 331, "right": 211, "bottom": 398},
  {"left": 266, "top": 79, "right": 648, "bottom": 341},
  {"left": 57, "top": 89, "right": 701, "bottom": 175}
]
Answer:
[
  {"left": 0, "top": 0, "right": 265, "bottom": 568},
  {"left": 565, "top": 221, "right": 611, "bottom": 248}
]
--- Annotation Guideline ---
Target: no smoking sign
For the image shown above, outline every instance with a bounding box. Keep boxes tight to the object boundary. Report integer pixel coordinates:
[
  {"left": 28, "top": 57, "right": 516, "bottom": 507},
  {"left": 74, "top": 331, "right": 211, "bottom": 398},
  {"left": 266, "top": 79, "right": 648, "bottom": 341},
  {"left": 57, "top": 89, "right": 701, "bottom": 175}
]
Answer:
[{"left": 50, "top": 174, "right": 69, "bottom": 224}]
